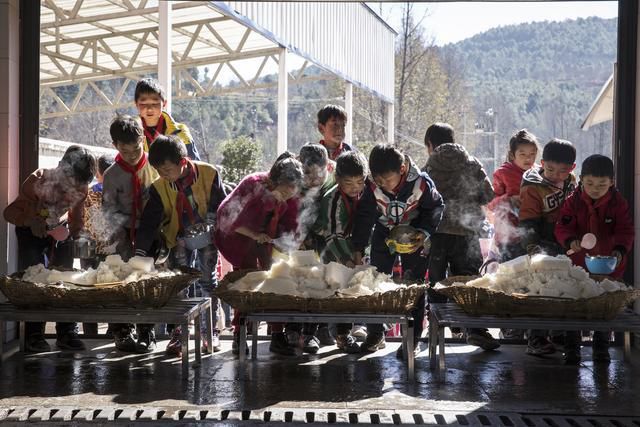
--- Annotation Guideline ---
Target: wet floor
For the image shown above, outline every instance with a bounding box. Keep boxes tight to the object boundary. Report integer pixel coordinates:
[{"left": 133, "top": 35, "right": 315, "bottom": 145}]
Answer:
[{"left": 1, "top": 334, "right": 640, "bottom": 419}]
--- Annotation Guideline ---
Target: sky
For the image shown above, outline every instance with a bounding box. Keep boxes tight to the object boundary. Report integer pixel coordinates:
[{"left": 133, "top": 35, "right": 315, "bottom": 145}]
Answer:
[{"left": 374, "top": 1, "right": 618, "bottom": 46}]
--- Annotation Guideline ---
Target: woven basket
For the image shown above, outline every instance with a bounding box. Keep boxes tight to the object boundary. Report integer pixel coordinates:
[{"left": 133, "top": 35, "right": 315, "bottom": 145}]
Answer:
[
  {"left": 215, "top": 269, "right": 426, "bottom": 314},
  {"left": 0, "top": 267, "right": 201, "bottom": 309},
  {"left": 435, "top": 275, "right": 640, "bottom": 320}
]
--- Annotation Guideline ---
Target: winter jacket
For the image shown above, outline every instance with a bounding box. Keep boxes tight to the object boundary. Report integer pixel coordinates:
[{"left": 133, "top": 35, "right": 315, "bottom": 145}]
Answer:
[
  {"left": 425, "top": 143, "right": 494, "bottom": 236},
  {"left": 313, "top": 184, "right": 359, "bottom": 264},
  {"left": 519, "top": 167, "right": 576, "bottom": 254},
  {"left": 488, "top": 161, "right": 529, "bottom": 246},
  {"left": 143, "top": 111, "right": 201, "bottom": 160},
  {"left": 554, "top": 187, "right": 634, "bottom": 279},
  {"left": 351, "top": 156, "right": 444, "bottom": 253}
]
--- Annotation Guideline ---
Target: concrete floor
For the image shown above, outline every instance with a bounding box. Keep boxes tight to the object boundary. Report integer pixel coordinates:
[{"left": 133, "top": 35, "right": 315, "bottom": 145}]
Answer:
[{"left": 1, "top": 331, "right": 640, "bottom": 424}]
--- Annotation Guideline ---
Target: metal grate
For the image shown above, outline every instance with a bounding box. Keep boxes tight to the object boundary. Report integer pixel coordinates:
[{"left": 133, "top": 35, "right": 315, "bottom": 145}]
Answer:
[{"left": 1, "top": 407, "right": 639, "bottom": 425}]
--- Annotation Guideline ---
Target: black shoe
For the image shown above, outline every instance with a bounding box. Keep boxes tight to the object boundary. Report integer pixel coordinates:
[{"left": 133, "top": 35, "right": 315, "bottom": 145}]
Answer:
[
  {"left": 316, "top": 326, "right": 336, "bottom": 346},
  {"left": 56, "top": 332, "right": 86, "bottom": 351},
  {"left": 592, "top": 345, "right": 611, "bottom": 363},
  {"left": 269, "top": 332, "right": 295, "bottom": 356},
  {"left": 396, "top": 342, "right": 421, "bottom": 359},
  {"left": 114, "top": 330, "right": 138, "bottom": 353},
  {"left": 203, "top": 330, "right": 221, "bottom": 354},
  {"left": 25, "top": 335, "right": 51, "bottom": 353},
  {"left": 303, "top": 335, "right": 320, "bottom": 354},
  {"left": 361, "top": 332, "right": 386, "bottom": 353},
  {"left": 563, "top": 348, "right": 582, "bottom": 365},
  {"left": 232, "top": 335, "right": 249, "bottom": 355},
  {"left": 336, "top": 334, "right": 361, "bottom": 354},
  {"left": 526, "top": 336, "right": 556, "bottom": 356},
  {"left": 467, "top": 330, "right": 501, "bottom": 351},
  {"left": 135, "top": 329, "right": 156, "bottom": 354}
]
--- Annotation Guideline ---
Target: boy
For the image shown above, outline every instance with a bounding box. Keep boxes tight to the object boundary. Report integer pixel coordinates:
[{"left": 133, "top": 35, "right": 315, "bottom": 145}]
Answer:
[
  {"left": 519, "top": 138, "right": 577, "bottom": 357},
  {"left": 555, "top": 154, "right": 634, "bottom": 364},
  {"left": 312, "top": 151, "right": 369, "bottom": 353},
  {"left": 352, "top": 144, "right": 444, "bottom": 354},
  {"left": 102, "top": 115, "right": 160, "bottom": 353},
  {"left": 424, "top": 122, "right": 500, "bottom": 351},
  {"left": 4, "top": 146, "right": 96, "bottom": 352},
  {"left": 136, "top": 135, "right": 226, "bottom": 356},
  {"left": 135, "top": 78, "right": 200, "bottom": 161},
  {"left": 90, "top": 154, "right": 114, "bottom": 193},
  {"left": 317, "top": 104, "right": 352, "bottom": 161}
]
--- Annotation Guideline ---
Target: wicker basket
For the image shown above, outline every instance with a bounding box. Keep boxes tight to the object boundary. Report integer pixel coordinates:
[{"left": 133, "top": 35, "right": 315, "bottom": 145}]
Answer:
[
  {"left": 215, "top": 269, "right": 427, "bottom": 314},
  {"left": 435, "top": 275, "right": 640, "bottom": 320},
  {"left": 0, "top": 267, "right": 201, "bottom": 309}
]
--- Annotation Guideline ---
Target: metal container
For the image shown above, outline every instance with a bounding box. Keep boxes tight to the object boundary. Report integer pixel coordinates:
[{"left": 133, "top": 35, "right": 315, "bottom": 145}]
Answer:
[
  {"left": 72, "top": 237, "right": 97, "bottom": 259},
  {"left": 183, "top": 223, "right": 213, "bottom": 251}
]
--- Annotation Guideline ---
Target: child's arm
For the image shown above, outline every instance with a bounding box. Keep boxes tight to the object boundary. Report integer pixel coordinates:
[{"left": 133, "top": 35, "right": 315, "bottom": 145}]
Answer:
[
  {"left": 134, "top": 186, "right": 164, "bottom": 256},
  {"left": 350, "top": 186, "right": 377, "bottom": 259},
  {"left": 412, "top": 177, "right": 445, "bottom": 236},
  {"left": 67, "top": 192, "right": 87, "bottom": 238},
  {"left": 487, "top": 170, "right": 509, "bottom": 211},
  {"left": 316, "top": 192, "right": 354, "bottom": 265},
  {"left": 518, "top": 185, "right": 544, "bottom": 250},
  {"left": 206, "top": 168, "right": 227, "bottom": 219},
  {"left": 278, "top": 197, "right": 299, "bottom": 236},
  {"left": 611, "top": 195, "right": 634, "bottom": 260},
  {"left": 554, "top": 196, "right": 579, "bottom": 249},
  {"left": 171, "top": 123, "right": 201, "bottom": 161},
  {"left": 474, "top": 165, "right": 495, "bottom": 206}
]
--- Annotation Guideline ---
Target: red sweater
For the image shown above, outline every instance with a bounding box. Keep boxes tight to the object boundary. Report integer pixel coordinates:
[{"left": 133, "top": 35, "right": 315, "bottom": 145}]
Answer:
[
  {"left": 554, "top": 187, "right": 634, "bottom": 279},
  {"left": 488, "top": 161, "right": 527, "bottom": 246}
]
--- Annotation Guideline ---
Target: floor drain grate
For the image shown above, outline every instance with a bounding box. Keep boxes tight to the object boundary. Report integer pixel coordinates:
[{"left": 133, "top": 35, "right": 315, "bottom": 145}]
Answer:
[{"left": 1, "top": 407, "right": 640, "bottom": 425}]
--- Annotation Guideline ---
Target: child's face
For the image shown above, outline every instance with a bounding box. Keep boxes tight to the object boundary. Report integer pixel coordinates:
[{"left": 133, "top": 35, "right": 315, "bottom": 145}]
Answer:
[
  {"left": 337, "top": 175, "right": 366, "bottom": 198},
  {"left": 540, "top": 160, "right": 575, "bottom": 185},
  {"left": 303, "top": 164, "right": 328, "bottom": 189},
  {"left": 114, "top": 138, "right": 144, "bottom": 167},
  {"left": 513, "top": 143, "right": 537, "bottom": 170},
  {"left": 272, "top": 183, "right": 299, "bottom": 202},
  {"left": 373, "top": 164, "right": 406, "bottom": 193},
  {"left": 318, "top": 117, "right": 346, "bottom": 149},
  {"left": 581, "top": 175, "right": 613, "bottom": 200},
  {"left": 155, "top": 159, "right": 186, "bottom": 183},
  {"left": 136, "top": 93, "right": 165, "bottom": 126}
]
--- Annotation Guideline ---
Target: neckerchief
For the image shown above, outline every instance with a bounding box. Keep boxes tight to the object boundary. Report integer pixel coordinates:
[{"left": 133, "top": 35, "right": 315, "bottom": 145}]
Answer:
[
  {"left": 141, "top": 114, "right": 165, "bottom": 149},
  {"left": 320, "top": 139, "right": 344, "bottom": 161},
  {"left": 115, "top": 153, "right": 147, "bottom": 244},
  {"left": 174, "top": 160, "right": 198, "bottom": 232}
]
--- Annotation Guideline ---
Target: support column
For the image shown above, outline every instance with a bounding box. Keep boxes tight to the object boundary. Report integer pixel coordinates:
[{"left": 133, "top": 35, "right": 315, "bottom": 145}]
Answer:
[
  {"left": 345, "top": 82, "right": 353, "bottom": 147},
  {"left": 158, "top": 1, "right": 172, "bottom": 113},
  {"left": 387, "top": 102, "right": 395, "bottom": 144},
  {"left": 277, "top": 47, "right": 288, "bottom": 154}
]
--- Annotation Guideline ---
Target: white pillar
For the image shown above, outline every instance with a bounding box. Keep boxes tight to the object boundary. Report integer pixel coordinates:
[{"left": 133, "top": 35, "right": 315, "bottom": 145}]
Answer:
[
  {"left": 158, "top": 1, "right": 172, "bottom": 113},
  {"left": 345, "top": 82, "right": 353, "bottom": 146},
  {"left": 277, "top": 47, "right": 288, "bottom": 154},
  {"left": 387, "top": 102, "right": 395, "bottom": 144}
]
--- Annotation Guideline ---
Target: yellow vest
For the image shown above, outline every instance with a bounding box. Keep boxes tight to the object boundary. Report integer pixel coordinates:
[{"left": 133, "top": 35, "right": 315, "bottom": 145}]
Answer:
[
  {"left": 153, "top": 161, "right": 217, "bottom": 248},
  {"left": 143, "top": 111, "right": 194, "bottom": 153}
]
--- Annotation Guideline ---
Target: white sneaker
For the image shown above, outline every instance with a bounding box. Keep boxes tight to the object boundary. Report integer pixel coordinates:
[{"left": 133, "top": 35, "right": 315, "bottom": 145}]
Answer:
[{"left": 351, "top": 325, "right": 367, "bottom": 341}]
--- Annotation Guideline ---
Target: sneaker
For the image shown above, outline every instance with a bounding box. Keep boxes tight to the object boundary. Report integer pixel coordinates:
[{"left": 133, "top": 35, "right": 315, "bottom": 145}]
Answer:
[
  {"left": 526, "top": 336, "right": 556, "bottom": 356},
  {"left": 335, "top": 334, "right": 361, "bottom": 354},
  {"left": 303, "top": 335, "right": 320, "bottom": 354},
  {"left": 316, "top": 326, "right": 336, "bottom": 346},
  {"left": 166, "top": 327, "right": 182, "bottom": 357},
  {"left": 351, "top": 325, "right": 367, "bottom": 341},
  {"left": 56, "top": 332, "right": 86, "bottom": 351},
  {"left": 25, "top": 335, "right": 51, "bottom": 353},
  {"left": 563, "top": 348, "right": 582, "bottom": 365},
  {"left": 135, "top": 329, "right": 156, "bottom": 354},
  {"left": 269, "top": 332, "right": 295, "bottom": 356},
  {"left": 114, "top": 329, "right": 138, "bottom": 353},
  {"left": 285, "top": 330, "right": 302, "bottom": 348},
  {"left": 231, "top": 334, "right": 249, "bottom": 355},
  {"left": 361, "top": 332, "right": 386, "bottom": 353},
  {"left": 592, "top": 345, "right": 611, "bottom": 363},
  {"left": 209, "top": 330, "right": 221, "bottom": 353},
  {"left": 396, "top": 342, "right": 421, "bottom": 359},
  {"left": 466, "top": 330, "right": 501, "bottom": 351},
  {"left": 500, "top": 328, "right": 525, "bottom": 340}
]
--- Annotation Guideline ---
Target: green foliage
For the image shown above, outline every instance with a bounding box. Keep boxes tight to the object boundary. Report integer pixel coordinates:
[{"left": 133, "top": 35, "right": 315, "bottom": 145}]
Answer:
[{"left": 220, "top": 136, "right": 263, "bottom": 185}]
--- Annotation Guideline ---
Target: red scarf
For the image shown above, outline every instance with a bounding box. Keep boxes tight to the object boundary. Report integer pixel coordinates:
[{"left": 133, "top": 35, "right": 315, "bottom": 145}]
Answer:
[
  {"left": 320, "top": 140, "right": 344, "bottom": 161},
  {"left": 115, "top": 153, "right": 147, "bottom": 244},
  {"left": 175, "top": 160, "right": 197, "bottom": 232},
  {"left": 141, "top": 114, "right": 166, "bottom": 148},
  {"left": 580, "top": 187, "right": 612, "bottom": 252}
]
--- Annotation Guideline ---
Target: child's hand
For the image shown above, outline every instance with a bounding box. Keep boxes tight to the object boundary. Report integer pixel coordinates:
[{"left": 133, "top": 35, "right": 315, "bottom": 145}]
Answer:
[
  {"left": 510, "top": 195, "right": 521, "bottom": 208},
  {"left": 27, "top": 217, "right": 47, "bottom": 238},
  {"left": 254, "top": 233, "right": 272, "bottom": 244},
  {"left": 353, "top": 251, "right": 363, "bottom": 265},
  {"left": 569, "top": 240, "right": 582, "bottom": 254},
  {"left": 612, "top": 250, "right": 623, "bottom": 265}
]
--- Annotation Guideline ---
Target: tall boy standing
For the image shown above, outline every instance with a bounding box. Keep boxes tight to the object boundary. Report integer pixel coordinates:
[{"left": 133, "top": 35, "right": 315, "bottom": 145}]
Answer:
[{"left": 317, "top": 104, "right": 352, "bottom": 161}]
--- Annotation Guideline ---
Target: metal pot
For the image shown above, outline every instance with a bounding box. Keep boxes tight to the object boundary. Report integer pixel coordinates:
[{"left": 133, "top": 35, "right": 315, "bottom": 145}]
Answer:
[{"left": 72, "top": 237, "right": 97, "bottom": 259}]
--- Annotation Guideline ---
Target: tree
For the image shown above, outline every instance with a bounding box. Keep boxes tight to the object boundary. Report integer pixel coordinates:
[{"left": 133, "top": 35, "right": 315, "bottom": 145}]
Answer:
[{"left": 220, "top": 136, "right": 263, "bottom": 185}]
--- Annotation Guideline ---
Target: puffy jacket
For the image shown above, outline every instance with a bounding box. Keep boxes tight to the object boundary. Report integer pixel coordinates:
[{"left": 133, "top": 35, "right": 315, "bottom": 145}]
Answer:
[
  {"left": 488, "top": 161, "right": 529, "bottom": 246},
  {"left": 425, "top": 143, "right": 494, "bottom": 236}
]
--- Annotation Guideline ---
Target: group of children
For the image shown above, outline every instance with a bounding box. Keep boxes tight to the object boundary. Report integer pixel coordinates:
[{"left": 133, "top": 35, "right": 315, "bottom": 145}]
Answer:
[{"left": 3, "top": 75, "right": 633, "bottom": 365}]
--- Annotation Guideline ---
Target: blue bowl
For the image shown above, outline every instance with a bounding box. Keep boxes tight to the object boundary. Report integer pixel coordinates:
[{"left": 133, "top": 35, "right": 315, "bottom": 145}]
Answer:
[{"left": 585, "top": 256, "right": 617, "bottom": 275}]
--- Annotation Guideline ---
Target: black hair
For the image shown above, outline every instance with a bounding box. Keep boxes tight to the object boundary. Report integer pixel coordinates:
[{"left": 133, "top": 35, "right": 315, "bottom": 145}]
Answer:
[
  {"left": 135, "top": 78, "right": 166, "bottom": 102},
  {"left": 299, "top": 143, "right": 328, "bottom": 168},
  {"left": 110, "top": 115, "right": 143, "bottom": 146},
  {"left": 581, "top": 154, "right": 614, "bottom": 179},
  {"left": 369, "top": 144, "right": 404, "bottom": 177},
  {"left": 542, "top": 138, "right": 576, "bottom": 165},
  {"left": 335, "top": 151, "right": 368, "bottom": 178},
  {"left": 97, "top": 154, "right": 115, "bottom": 175},
  {"left": 59, "top": 145, "right": 97, "bottom": 185},
  {"left": 269, "top": 152, "right": 304, "bottom": 187},
  {"left": 508, "top": 129, "right": 539, "bottom": 162},
  {"left": 317, "top": 104, "right": 347, "bottom": 125},
  {"left": 148, "top": 135, "right": 187, "bottom": 167},
  {"left": 424, "top": 122, "right": 455, "bottom": 148}
]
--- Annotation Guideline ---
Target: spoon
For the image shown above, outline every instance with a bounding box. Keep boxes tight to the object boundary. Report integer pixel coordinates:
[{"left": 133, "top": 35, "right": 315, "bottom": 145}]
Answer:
[{"left": 567, "top": 233, "right": 597, "bottom": 255}]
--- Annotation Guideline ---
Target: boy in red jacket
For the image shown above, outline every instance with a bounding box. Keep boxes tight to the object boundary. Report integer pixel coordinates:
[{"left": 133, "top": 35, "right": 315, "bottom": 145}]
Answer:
[{"left": 555, "top": 154, "right": 634, "bottom": 364}]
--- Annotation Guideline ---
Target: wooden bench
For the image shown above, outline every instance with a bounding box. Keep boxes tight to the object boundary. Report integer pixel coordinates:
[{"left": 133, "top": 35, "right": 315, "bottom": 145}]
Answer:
[
  {"left": 428, "top": 303, "right": 640, "bottom": 380},
  {"left": 237, "top": 312, "right": 417, "bottom": 382},
  {"left": 0, "top": 298, "right": 213, "bottom": 377}
]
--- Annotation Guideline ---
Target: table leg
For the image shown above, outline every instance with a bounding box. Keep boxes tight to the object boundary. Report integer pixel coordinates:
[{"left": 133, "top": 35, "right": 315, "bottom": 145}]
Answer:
[
  {"left": 0, "top": 320, "right": 4, "bottom": 365},
  {"left": 438, "top": 326, "right": 446, "bottom": 380},
  {"left": 406, "top": 317, "right": 415, "bottom": 383},
  {"left": 181, "top": 322, "right": 189, "bottom": 378},
  {"left": 429, "top": 315, "right": 437, "bottom": 370},
  {"left": 19, "top": 321, "right": 25, "bottom": 352},
  {"left": 251, "top": 319, "right": 258, "bottom": 359},
  {"left": 194, "top": 313, "right": 202, "bottom": 366},
  {"left": 624, "top": 331, "right": 631, "bottom": 362},
  {"left": 239, "top": 318, "right": 247, "bottom": 363},
  {"left": 206, "top": 299, "right": 214, "bottom": 353}
]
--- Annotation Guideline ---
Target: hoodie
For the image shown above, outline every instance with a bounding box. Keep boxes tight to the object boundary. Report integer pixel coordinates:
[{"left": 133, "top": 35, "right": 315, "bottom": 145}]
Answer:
[{"left": 425, "top": 143, "right": 494, "bottom": 236}]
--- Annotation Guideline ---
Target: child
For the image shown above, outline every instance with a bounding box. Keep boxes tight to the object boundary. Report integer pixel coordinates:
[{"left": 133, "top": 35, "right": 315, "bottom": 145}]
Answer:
[
  {"left": 424, "top": 122, "right": 500, "bottom": 351},
  {"left": 215, "top": 153, "right": 304, "bottom": 356},
  {"left": 4, "top": 146, "right": 96, "bottom": 352},
  {"left": 519, "top": 138, "right": 577, "bottom": 357},
  {"left": 488, "top": 129, "right": 539, "bottom": 261},
  {"left": 90, "top": 154, "right": 114, "bottom": 193},
  {"left": 555, "top": 154, "right": 634, "bottom": 364},
  {"left": 134, "top": 78, "right": 200, "bottom": 160},
  {"left": 312, "top": 151, "right": 369, "bottom": 353},
  {"left": 136, "top": 135, "right": 226, "bottom": 356},
  {"left": 317, "top": 104, "right": 352, "bottom": 161},
  {"left": 102, "top": 115, "right": 159, "bottom": 353},
  {"left": 352, "top": 144, "right": 444, "bottom": 355}
]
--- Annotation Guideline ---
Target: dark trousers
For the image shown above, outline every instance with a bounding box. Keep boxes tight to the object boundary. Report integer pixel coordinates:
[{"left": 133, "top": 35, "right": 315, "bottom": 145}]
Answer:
[{"left": 16, "top": 226, "right": 77, "bottom": 338}]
